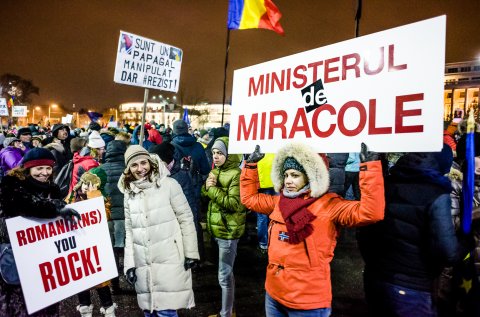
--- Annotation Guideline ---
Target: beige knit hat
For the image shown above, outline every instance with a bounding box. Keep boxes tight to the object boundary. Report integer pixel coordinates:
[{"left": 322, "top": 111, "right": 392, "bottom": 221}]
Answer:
[{"left": 124, "top": 145, "right": 150, "bottom": 173}]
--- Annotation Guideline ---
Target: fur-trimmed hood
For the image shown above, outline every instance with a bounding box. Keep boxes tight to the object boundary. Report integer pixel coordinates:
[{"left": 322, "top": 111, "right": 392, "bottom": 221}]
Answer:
[{"left": 271, "top": 142, "right": 329, "bottom": 198}]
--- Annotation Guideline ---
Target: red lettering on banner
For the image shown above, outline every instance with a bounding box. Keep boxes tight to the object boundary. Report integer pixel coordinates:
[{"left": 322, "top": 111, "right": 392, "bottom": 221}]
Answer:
[
  {"left": 268, "top": 110, "right": 288, "bottom": 139},
  {"left": 337, "top": 101, "right": 367, "bottom": 137},
  {"left": 312, "top": 104, "right": 336, "bottom": 138},
  {"left": 236, "top": 93, "right": 425, "bottom": 141},
  {"left": 368, "top": 99, "right": 392, "bottom": 135},
  {"left": 247, "top": 44, "right": 407, "bottom": 97},
  {"left": 288, "top": 108, "right": 312, "bottom": 138},
  {"left": 38, "top": 246, "right": 101, "bottom": 292},
  {"left": 16, "top": 211, "right": 104, "bottom": 247},
  {"left": 395, "top": 93, "right": 424, "bottom": 133},
  {"left": 324, "top": 57, "right": 340, "bottom": 83}
]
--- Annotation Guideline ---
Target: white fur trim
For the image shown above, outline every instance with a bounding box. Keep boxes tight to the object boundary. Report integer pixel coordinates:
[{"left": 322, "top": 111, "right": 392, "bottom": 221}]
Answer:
[{"left": 271, "top": 142, "right": 329, "bottom": 197}]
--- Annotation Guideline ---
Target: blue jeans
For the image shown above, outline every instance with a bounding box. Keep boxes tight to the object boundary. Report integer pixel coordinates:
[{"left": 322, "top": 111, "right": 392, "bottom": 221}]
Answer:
[
  {"left": 364, "top": 273, "right": 436, "bottom": 317},
  {"left": 265, "top": 293, "right": 331, "bottom": 317},
  {"left": 143, "top": 310, "right": 178, "bottom": 317},
  {"left": 108, "top": 220, "right": 125, "bottom": 248},
  {"left": 215, "top": 238, "right": 238, "bottom": 317}
]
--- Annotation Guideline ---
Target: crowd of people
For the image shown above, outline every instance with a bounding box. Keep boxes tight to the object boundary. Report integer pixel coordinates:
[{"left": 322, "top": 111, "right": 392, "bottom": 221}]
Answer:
[{"left": 0, "top": 117, "right": 478, "bottom": 317}]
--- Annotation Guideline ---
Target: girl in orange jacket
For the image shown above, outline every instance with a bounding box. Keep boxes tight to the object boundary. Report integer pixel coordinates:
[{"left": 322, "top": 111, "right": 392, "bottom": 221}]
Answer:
[{"left": 240, "top": 142, "right": 385, "bottom": 316}]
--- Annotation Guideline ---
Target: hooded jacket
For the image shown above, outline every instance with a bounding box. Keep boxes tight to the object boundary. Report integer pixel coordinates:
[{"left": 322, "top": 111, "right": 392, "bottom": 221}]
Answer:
[
  {"left": 118, "top": 154, "right": 199, "bottom": 311},
  {"left": 240, "top": 142, "right": 385, "bottom": 310},
  {"left": 201, "top": 137, "right": 246, "bottom": 240},
  {"left": 44, "top": 141, "right": 68, "bottom": 178}
]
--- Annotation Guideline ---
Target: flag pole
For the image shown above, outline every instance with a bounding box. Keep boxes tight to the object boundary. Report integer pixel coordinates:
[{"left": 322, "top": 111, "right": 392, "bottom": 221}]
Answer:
[
  {"left": 355, "top": 0, "right": 362, "bottom": 38},
  {"left": 221, "top": 29, "right": 231, "bottom": 127},
  {"left": 139, "top": 88, "right": 149, "bottom": 147}
]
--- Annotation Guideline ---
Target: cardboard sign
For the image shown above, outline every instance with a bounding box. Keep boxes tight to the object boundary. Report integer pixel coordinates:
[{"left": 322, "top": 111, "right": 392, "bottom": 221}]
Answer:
[
  {"left": 114, "top": 30, "right": 183, "bottom": 92},
  {"left": 6, "top": 197, "right": 117, "bottom": 314},
  {"left": 229, "top": 16, "right": 446, "bottom": 154},
  {"left": 12, "top": 106, "right": 27, "bottom": 118},
  {"left": 0, "top": 98, "right": 8, "bottom": 116}
]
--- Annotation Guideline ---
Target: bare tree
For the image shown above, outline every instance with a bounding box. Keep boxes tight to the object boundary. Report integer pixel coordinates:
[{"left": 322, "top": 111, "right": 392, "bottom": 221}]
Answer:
[{"left": 0, "top": 73, "right": 39, "bottom": 105}]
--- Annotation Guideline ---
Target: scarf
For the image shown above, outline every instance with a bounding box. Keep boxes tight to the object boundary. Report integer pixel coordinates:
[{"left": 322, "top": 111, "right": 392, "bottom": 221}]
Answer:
[{"left": 278, "top": 187, "right": 317, "bottom": 244}]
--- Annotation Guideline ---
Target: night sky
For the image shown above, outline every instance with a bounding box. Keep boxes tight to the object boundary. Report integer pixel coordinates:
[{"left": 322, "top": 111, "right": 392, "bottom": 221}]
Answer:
[{"left": 1, "top": 0, "right": 479, "bottom": 111}]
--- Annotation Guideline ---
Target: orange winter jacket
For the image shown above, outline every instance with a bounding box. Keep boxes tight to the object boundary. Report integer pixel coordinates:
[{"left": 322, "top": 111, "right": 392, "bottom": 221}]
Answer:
[{"left": 240, "top": 161, "right": 385, "bottom": 310}]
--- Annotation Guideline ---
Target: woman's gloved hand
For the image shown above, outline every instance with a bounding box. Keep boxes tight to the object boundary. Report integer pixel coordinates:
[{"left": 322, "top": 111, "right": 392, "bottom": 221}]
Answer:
[
  {"left": 184, "top": 258, "right": 199, "bottom": 271},
  {"left": 360, "top": 142, "right": 381, "bottom": 162},
  {"left": 126, "top": 267, "right": 137, "bottom": 286},
  {"left": 246, "top": 145, "right": 265, "bottom": 163},
  {"left": 57, "top": 207, "right": 81, "bottom": 224}
]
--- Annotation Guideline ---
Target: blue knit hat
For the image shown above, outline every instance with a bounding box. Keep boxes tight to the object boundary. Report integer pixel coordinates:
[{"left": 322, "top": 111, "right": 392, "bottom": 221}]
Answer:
[{"left": 282, "top": 157, "right": 306, "bottom": 175}]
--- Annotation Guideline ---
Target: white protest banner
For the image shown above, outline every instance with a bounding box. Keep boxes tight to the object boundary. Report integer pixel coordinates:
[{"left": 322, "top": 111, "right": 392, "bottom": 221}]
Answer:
[
  {"left": 65, "top": 114, "right": 73, "bottom": 124},
  {"left": 12, "top": 106, "right": 27, "bottom": 117},
  {"left": 0, "top": 98, "right": 8, "bottom": 116},
  {"left": 6, "top": 197, "right": 117, "bottom": 314},
  {"left": 229, "top": 16, "right": 446, "bottom": 154},
  {"left": 114, "top": 30, "right": 183, "bottom": 93}
]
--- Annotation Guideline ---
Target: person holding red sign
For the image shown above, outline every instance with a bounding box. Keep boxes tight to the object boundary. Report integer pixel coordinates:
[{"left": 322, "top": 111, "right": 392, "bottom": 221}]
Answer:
[
  {"left": 0, "top": 148, "right": 80, "bottom": 317},
  {"left": 118, "top": 145, "right": 199, "bottom": 317},
  {"left": 240, "top": 142, "right": 385, "bottom": 316}
]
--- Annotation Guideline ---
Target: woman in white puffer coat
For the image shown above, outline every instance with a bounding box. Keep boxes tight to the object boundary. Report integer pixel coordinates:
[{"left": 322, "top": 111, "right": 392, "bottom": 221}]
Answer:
[{"left": 118, "top": 145, "right": 199, "bottom": 317}]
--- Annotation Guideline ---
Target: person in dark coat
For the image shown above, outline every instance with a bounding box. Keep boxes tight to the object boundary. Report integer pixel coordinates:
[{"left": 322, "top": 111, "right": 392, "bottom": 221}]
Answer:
[
  {"left": 0, "top": 148, "right": 80, "bottom": 317},
  {"left": 16, "top": 127, "right": 33, "bottom": 151},
  {"left": 42, "top": 124, "right": 73, "bottom": 177},
  {"left": 130, "top": 124, "right": 153, "bottom": 150},
  {"left": 357, "top": 144, "right": 463, "bottom": 317},
  {"left": 149, "top": 142, "right": 205, "bottom": 261},
  {"left": 98, "top": 140, "right": 126, "bottom": 294}
]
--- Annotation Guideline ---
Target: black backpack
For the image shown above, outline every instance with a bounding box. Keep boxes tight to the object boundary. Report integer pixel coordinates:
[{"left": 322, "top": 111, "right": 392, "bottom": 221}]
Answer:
[
  {"left": 54, "top": 159, "right": 74, "bottom": 199},
  {"left": 171, "top": 143, "right": 201, "bottom": 187}
]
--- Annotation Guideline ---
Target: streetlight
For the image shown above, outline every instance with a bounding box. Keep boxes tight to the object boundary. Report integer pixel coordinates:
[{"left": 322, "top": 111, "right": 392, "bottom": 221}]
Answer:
[
  {"left": 49, "top": 104, "right": 58, "bottom": 123},
  {"left": 32, "top": 106, "right": 40, "bottom": 123}
]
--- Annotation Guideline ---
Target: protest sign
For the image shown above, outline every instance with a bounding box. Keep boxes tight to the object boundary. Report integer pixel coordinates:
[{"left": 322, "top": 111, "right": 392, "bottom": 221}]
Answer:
[
  {"left": 114, "top": 30, "right": 183, "bottom": 93},
  {"left": 12, "top": 106, "right": 27, "bottom": 117},
  {"left": 229, "top": 16, "right": 446, "bottom": 153},
  {"left": 0, "top": 98, "right": 8, "bottom": 116},
  {"left": 6, "top": 197, "right": 117, "bottom": 314}
]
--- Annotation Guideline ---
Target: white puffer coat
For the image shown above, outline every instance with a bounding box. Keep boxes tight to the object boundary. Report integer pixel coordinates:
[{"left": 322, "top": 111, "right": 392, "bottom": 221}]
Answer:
[{"left": 118, "top": 154, "right": 199, "bottom": 311}]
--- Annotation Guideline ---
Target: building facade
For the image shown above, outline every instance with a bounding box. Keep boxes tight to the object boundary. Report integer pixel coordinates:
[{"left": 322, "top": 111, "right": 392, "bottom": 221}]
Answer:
[{"left": 444, "top": 60, "right": 480, "bottom": 122}]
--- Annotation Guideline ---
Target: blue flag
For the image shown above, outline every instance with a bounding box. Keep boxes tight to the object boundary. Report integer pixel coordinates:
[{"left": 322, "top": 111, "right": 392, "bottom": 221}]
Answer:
[
  {"left": 87, "top": 111, "right": 103, "bottom": 122},
  {"left": 462, "top": 110, "right": 475, "bottom": 234},
  {"left": 182, "top": 108, "right": 190, "bottom": 126}
]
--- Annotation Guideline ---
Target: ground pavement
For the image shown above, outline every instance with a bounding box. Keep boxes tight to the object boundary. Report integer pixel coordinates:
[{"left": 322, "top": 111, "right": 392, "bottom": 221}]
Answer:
[{"left": 60, "top": 216, "right": 368, "bottom": 317}]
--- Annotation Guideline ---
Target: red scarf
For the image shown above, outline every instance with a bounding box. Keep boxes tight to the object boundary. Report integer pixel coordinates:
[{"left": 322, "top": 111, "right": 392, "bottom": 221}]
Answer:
[{"left": 278, "top": 193, "right": 317, "bottom": 244}]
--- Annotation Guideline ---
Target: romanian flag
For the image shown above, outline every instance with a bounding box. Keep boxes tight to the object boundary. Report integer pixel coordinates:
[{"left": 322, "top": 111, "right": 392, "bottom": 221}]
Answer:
[
  {"left": 227, "top": 0, "right": 284, "bottom": 35},
  {"left": 7, "top": 97, "right": 14, "bottom": 108},
  {"left": 462, "top": 109, "right": 475, "bottom": 234}
]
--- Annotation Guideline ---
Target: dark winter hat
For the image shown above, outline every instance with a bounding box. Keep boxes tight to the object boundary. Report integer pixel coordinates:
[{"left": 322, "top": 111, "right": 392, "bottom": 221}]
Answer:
[
  {"left": 149, "top": 143, "right": 174, "bottom": 164},
  {"left": 200, "top": 129, "right": 208, "bottom": 137},
  {"left": 17, "top": 127, "right": 32, "bottom": 138},
  {"left": 212, "top": 139, "right": 227, "bottom": 156},
  {"left": 3, "top": 137, "right": 20, "bottom": 148},
  {"left": 172, "top": 119, "right": 188, "bottom": 135},
  {"left": 282, "top": 157, "right": 306, "bottom": 175},
  {"left": 88, "top": 121, "right": 101, "bottom": 132},
  {"left": 21, "top": 148, "right": 55, "bottom": 169},
  {"left": 51, "top": 124, "right": 68, "bottom": 138},
  {"left": 124, "top": 145, "right": 151, "bottom": 172}
]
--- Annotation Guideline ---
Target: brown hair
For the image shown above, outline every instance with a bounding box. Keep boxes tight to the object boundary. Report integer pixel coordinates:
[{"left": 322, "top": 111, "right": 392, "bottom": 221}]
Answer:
[
  {"left": 7, "top": 165, "right": 53, "bottom": 182},
  {"left": 122, "top": 157, "right": 159, "bottom": 190}
]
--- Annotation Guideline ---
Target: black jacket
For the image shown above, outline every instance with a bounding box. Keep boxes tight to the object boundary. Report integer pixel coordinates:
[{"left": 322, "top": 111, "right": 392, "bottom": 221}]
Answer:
[{"left": 99, "top": 140, "right": 126, "bottom": 220}]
